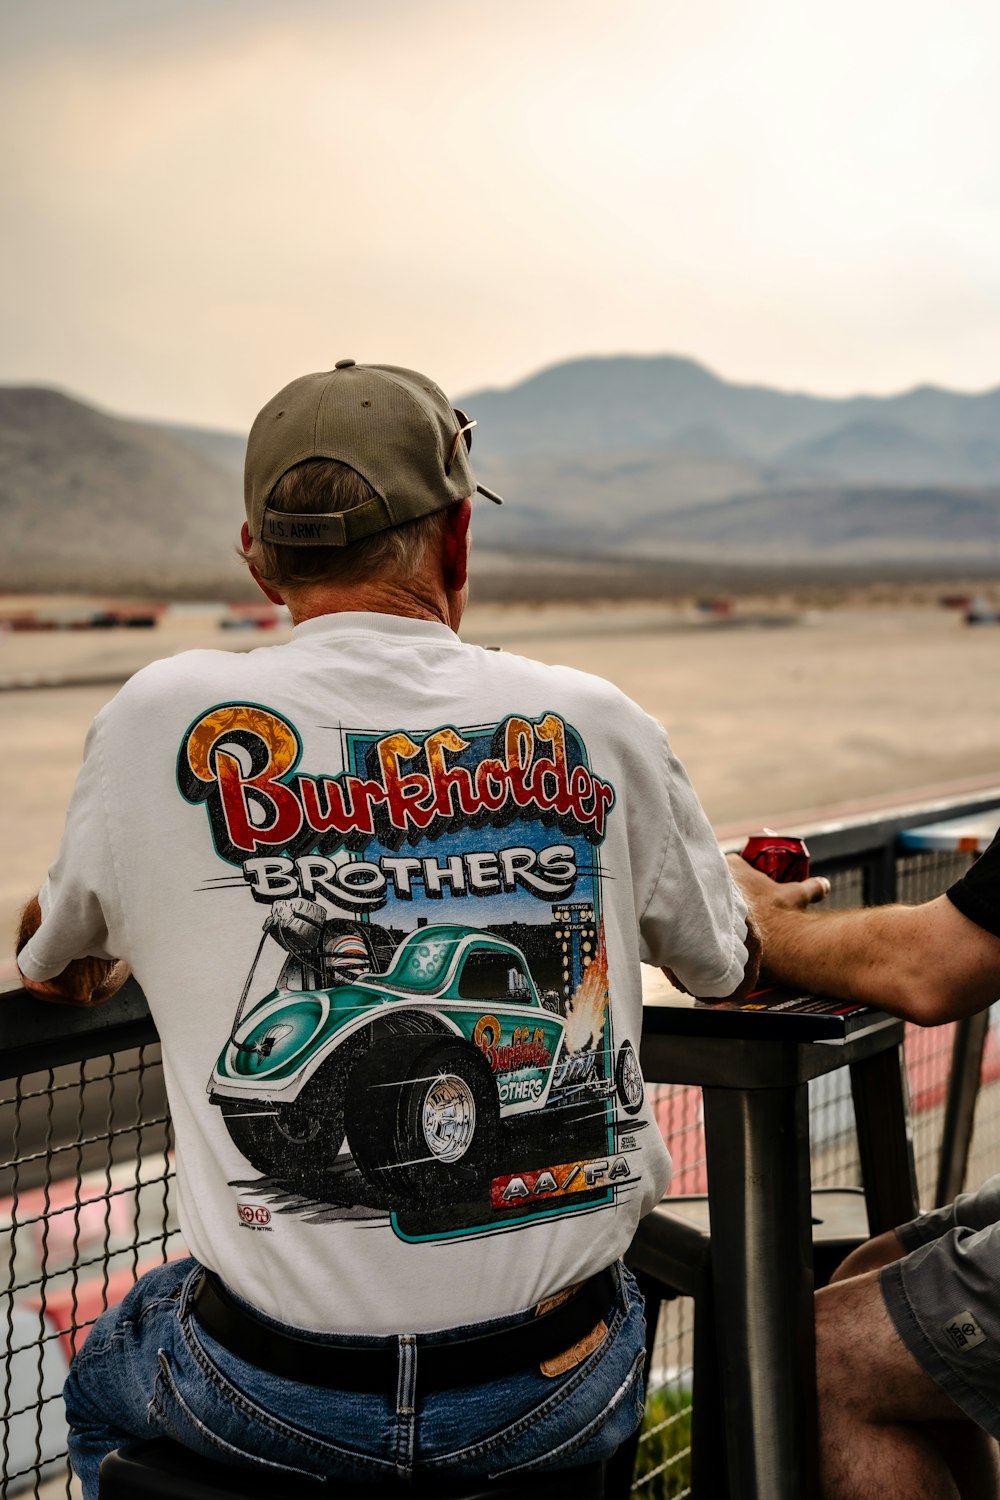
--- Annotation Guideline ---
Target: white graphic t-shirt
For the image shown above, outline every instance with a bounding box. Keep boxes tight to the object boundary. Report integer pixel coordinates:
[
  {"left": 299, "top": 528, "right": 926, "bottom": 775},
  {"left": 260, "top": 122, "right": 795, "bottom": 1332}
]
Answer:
[{"left": 19, "top": 612, "right": 749, "bottom": 1334}]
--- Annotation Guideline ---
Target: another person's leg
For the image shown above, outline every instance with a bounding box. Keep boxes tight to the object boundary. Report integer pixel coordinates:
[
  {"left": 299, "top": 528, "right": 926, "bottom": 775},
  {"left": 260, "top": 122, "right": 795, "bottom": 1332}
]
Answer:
[
  {"left": 831, "top": 1174, "right": 1000, "bottom": 1285},
  {"left": 818, "top": 1178, "right": 1000, "bottom": 1500},
  {"left": 816, "top": 1270, "right": 999, "bottom": 1499},
  {"left": 828, "top": 1227, "right": 906, "bottom": 1282}
]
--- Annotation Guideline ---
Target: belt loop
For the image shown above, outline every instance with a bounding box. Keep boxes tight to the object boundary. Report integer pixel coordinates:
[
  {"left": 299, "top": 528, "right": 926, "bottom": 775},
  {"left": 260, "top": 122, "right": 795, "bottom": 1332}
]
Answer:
[
  {"left": 395, "top": 1335, "right": 417, "bottom": 1476},
  {"left": 397, "top": 1334, "right": 417, "bottom": 1414},
  {"left": 179, "top": 1266, "right": 204, "bottom": 1322}
]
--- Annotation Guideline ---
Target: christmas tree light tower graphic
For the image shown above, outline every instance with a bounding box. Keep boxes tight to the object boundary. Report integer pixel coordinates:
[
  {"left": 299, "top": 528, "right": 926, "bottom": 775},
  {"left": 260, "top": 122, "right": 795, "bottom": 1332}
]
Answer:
[{"left": 552, "top": 902, "right": 597, "bottom": 996}]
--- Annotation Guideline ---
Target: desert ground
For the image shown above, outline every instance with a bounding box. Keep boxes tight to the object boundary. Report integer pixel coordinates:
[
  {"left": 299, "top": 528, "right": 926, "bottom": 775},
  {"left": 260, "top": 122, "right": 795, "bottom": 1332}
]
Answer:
[{"left": 3, "top": 595, "right": 1000, "bottom": 977}]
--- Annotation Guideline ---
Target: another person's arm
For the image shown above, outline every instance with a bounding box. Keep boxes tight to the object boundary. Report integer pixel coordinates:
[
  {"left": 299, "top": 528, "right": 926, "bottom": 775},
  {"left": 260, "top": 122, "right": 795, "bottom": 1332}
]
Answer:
[{"left": 729, "top": 857, "right": 1000, "bottom": 1025}]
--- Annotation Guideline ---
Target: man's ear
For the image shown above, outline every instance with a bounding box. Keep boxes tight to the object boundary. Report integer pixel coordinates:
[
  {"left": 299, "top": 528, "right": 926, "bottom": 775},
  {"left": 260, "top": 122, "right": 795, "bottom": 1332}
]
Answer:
[
  {"left": 240, "top": 522, "right": 286, "bottom": 606},
  {"left": 441, "top": 499, "right": 472, "bottom": 593}
]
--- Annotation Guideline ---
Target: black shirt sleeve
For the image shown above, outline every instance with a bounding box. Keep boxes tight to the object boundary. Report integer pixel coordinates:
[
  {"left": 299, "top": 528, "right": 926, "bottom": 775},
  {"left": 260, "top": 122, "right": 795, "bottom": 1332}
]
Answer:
[{"left": 946, "top": 828, "right": 1000, "bottom": 940}]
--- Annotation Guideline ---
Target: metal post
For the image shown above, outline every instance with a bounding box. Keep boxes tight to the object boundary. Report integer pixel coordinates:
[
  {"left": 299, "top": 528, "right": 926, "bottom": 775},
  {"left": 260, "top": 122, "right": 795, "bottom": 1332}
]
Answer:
[
  {"left": 935, "top": 1010, "right": 990, "bottom": 1208},
  {"left": 702, "top": 1083, "right": 818, "bottom": 1500},
  {"left": 863, "top": 844, "right": 898, "bottom": 908},
  {"left": 850, "top": 1044, "right": 919, "bottom": 1233}
]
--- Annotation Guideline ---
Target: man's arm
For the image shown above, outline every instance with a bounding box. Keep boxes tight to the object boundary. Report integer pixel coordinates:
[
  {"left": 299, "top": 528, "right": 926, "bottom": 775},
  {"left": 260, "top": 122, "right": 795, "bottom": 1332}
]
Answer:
[
  {"left": 16, "top": 895, "right": 129, "bottom": 1006},
  {"left": 729, "top": 857, "right": 1000, "bottom": 1025}
]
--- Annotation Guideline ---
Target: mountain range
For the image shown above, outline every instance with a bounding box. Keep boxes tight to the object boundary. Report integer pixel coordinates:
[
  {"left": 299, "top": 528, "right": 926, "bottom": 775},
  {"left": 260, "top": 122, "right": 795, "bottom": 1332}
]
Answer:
[
  {"left": 465, "top": 355, "right": 1000, "bottom": 468},
  {"left": 3, "top": 354, "right": 1000, "bottom": 597},
  {"left": 460, "top": 356, "right": 1000, "bottom": 563}
]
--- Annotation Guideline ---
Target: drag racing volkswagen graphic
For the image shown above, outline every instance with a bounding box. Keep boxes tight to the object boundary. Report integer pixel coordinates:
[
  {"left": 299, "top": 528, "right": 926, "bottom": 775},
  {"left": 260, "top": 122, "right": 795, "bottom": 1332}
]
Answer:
[{"left": 179, "top": 702, "right": 650, "bottom": 1241}]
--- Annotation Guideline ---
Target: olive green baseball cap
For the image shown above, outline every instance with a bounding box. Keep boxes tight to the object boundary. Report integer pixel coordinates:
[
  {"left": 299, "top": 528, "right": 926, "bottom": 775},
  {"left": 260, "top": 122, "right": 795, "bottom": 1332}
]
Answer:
[{"left": 245, "top": 359, "right": 503, "bottom": 548}]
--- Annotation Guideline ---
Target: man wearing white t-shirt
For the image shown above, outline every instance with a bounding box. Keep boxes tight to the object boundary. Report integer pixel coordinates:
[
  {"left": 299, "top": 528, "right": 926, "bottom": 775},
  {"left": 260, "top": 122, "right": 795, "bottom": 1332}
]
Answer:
[{"left": 17, "top": 360, "right": 758, "bottom": 1497}]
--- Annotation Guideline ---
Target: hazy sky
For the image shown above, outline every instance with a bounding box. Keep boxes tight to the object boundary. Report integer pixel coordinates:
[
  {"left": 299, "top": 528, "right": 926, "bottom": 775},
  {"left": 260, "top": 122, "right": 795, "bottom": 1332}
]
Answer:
[{"left": 3, "top": 0, "right": 1000, "bottom": 430}]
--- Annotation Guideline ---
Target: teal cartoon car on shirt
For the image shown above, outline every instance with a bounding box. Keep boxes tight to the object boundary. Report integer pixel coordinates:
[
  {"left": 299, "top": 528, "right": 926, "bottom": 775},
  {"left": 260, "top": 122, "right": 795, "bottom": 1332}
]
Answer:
[{"left": 209, "top": 909, "right": 643, "bottom": 1207}]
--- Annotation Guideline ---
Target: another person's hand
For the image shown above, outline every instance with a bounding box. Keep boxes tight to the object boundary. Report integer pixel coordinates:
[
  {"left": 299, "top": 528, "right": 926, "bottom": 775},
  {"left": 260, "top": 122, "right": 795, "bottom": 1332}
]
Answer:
[{"left": 727, "top": 853, "right": 831, "bottom": 911}]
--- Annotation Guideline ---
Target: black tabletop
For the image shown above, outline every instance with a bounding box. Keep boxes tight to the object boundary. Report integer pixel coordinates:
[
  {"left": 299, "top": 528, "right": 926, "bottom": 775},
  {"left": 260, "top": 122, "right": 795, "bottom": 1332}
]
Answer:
[{"left": 642, "top": 986, "right": 882, "bottom": 1043}]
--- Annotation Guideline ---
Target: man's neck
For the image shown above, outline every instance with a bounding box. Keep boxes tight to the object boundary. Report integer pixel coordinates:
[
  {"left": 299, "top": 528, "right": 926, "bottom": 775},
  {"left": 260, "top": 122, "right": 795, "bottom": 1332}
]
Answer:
[{"left": 284, "top": 578, "right": 460, "bottom": 632}]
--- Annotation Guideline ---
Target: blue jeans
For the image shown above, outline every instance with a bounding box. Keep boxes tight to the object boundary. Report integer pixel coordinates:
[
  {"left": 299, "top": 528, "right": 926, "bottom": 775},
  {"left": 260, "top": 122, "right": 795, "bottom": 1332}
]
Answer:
[{"left": 63, "top": 1258, "right": 647, "bottom": 1499}]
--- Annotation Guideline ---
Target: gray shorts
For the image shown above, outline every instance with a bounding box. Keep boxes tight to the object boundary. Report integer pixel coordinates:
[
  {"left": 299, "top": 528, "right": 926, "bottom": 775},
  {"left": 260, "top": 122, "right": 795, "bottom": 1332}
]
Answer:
[{"left": 881, "top": 1173, "right": 1000, "bottom": 1436}]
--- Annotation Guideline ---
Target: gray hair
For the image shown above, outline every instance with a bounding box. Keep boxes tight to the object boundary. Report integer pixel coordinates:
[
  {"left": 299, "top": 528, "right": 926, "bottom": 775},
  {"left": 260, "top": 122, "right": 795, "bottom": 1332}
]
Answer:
[{"left": 247, "top": 459, "right": 450, "bottom": 591}]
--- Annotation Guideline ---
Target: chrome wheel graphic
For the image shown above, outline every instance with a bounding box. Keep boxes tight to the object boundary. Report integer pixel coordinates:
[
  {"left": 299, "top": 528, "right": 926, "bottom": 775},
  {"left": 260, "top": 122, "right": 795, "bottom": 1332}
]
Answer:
[
  {"left": 421, "top": 1074, "right": 477, "bottom": 1162},
  {"left": 615, "top": 1039, "right": 644, "bottom": 1114}
]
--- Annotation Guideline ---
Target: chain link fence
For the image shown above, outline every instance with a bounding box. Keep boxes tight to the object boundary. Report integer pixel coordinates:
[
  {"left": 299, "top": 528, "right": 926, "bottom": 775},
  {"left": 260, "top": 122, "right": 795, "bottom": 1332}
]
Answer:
[{"left": 1, "top": 1037, "right": 178, "bottom": 1499}]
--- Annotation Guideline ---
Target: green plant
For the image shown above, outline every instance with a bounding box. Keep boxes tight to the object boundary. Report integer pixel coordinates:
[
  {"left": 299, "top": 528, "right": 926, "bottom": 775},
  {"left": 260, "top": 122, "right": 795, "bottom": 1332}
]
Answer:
[{"left": 631, "top": 1381, "right": 693, "bottom": 1500}]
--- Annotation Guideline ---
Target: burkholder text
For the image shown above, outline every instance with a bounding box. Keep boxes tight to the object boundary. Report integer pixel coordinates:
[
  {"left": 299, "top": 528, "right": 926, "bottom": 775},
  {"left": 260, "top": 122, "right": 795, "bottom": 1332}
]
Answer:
[{"left": 178, "top": 705, "right": 616, "bottom": 866}]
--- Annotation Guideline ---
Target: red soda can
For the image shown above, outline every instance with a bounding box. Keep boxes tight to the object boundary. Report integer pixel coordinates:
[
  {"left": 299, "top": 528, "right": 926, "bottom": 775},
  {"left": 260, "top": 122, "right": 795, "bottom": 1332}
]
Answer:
[{"left": 741, "top": 830, "right": 810, "bottom": 883}]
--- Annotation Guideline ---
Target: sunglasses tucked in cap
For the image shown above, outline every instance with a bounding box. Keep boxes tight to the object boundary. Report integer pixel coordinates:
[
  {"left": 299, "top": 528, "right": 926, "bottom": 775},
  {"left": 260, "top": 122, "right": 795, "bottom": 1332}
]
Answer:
[{"left": 245, "top": 360, "right": 503, "bottom": 548}]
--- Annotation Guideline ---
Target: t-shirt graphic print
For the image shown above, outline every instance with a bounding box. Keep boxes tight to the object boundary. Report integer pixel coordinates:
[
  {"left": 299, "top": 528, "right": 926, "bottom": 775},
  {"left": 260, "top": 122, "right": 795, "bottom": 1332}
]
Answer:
[{"left": 177, "top": 701, "right": 647, "bottom": 1243}]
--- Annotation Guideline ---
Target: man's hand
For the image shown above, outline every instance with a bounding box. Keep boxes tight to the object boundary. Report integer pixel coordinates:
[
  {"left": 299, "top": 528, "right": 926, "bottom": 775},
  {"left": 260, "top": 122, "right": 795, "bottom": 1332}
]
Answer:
[
  {"left": 15, "top": 895, "right": 129, "bottom": 1006},
  {"left": 727, "top": 854, "right": 831, "bottom": 913},
  {"left": 725, "top": 855, "right": 1000, "bottom": 1023}
]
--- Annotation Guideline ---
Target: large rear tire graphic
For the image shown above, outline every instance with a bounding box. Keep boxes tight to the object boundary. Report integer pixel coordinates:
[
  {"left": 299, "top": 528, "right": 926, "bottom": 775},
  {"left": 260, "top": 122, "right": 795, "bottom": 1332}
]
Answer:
[
  {"left": 221, "top": 1066, "right": 345, "bottom": 1181},
  {"left": 345, "top": 1036, "right": 499, "bottom": 1206},
  {"left": 614, "top": 1039, "right": 644, "bottom": 1115}
]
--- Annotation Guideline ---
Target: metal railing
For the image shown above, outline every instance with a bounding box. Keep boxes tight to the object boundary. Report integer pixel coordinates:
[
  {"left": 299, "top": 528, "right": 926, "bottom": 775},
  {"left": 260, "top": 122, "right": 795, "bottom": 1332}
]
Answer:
[
  {"left": 1, "top": 995, "right": 176, "bottom": 1498},
  {"left": 2, "top": 787, "right": 999, "bottom": 1499}
]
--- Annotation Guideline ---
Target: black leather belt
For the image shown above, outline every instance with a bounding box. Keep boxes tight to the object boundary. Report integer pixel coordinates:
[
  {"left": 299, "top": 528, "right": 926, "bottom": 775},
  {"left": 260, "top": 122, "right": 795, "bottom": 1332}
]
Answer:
[{"left": 190, "top": 1266, "right": 617, "bottom": 1391}]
